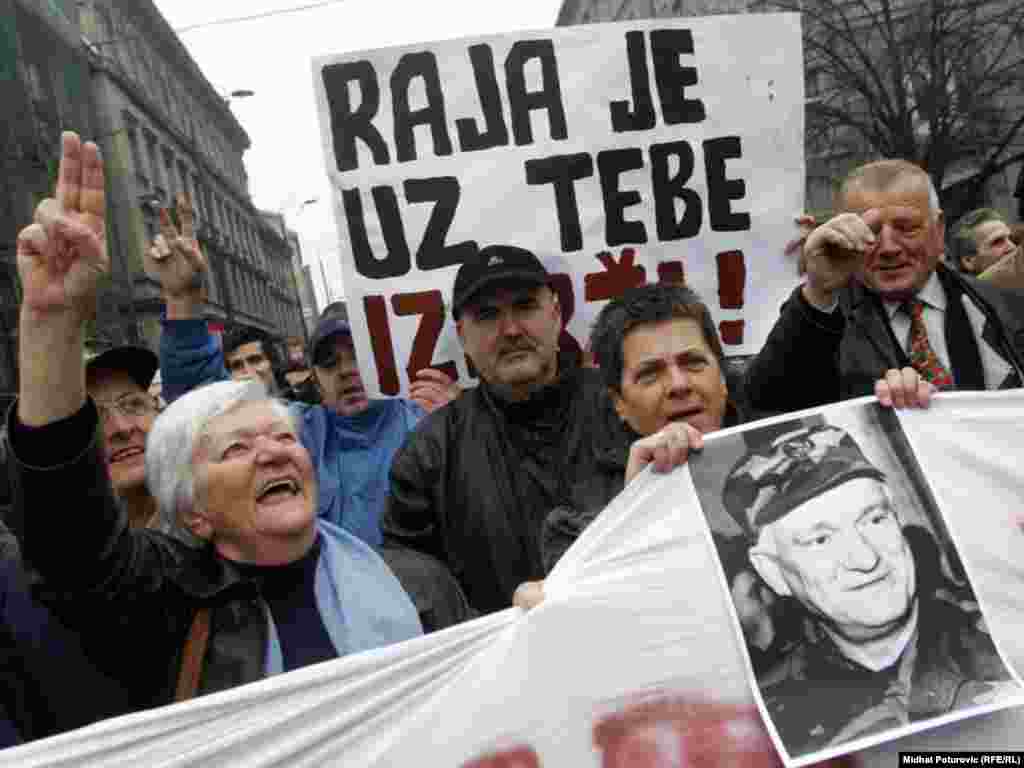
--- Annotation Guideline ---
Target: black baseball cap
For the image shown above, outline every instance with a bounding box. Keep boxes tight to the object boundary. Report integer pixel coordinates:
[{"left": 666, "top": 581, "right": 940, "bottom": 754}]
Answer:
[
  {"left": 451, "top": 245, "right": 549, "bottom": 319},
  {"left": 722, "top": 425, "right": 886, "bottom": 538},
  {"left": 310, "top": 315, "right": 352, "bottom": 367},
  {"left": 84, "top": 346, "right": 160, "bottom": 391}
]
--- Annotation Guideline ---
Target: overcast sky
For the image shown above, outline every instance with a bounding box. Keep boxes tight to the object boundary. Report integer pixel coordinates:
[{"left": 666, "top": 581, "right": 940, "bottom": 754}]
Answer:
[{"left": 151, "top": 0, "right": 562, "bottom": 308}]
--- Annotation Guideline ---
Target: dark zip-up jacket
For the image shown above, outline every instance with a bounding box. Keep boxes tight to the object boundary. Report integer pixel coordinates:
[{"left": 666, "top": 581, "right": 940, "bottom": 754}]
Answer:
[
  {"left": 382, "top": 354, "right": 610, "bottom": 614},
  {"left": 744, "top": 264, "right": 1024, "bottom": 414}
]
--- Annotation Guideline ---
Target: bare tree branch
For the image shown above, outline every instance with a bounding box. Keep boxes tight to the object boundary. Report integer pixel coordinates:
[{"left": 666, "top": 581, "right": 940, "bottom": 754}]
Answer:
[{"left": 760, "top": 0, "right": 1024, "bottom": 212}]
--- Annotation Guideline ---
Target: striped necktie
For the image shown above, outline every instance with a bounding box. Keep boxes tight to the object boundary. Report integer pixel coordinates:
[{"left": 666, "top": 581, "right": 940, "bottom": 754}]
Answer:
[{"left": 905, "top": 299, "right": 954, "bottom": 389}]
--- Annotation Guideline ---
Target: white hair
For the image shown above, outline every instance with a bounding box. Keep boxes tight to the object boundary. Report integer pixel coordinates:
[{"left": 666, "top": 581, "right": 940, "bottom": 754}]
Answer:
[
  {"left": 842, "top": 160, "right": 941, "bottom": 222},
  {"left": 144, "top": 379, "right": 295, "bottom": 542}
]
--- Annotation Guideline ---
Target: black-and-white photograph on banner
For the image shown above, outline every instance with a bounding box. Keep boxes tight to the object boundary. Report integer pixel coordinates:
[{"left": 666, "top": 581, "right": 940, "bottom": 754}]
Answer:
[{"left": 687, "top": 398, "right": 1024, "bottom": 765}]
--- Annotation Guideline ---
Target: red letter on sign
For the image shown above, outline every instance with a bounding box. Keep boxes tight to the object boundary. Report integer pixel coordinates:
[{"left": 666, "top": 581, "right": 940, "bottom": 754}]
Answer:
[
  {"left": 584, "top": 248, "right": 646, "bottom": 302},
  {"left": 364, "top": 295, "right": 401, "bottom": 395},
  {"left": 392, "top": 290, "right": 459, "bottom": 385}
]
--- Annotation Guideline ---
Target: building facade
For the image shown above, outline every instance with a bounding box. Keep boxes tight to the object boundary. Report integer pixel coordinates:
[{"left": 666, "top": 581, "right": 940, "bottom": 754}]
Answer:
[
  {"left": 557, "top": 0, "right": 1024, "bottom": 221},
  {"left": 78, "top": 0, "right": 305, "bottom": 349},
  {"left": 295, "top": 262, "right": 319, "bottom": 337},
  {"left": 0, "top": 0, "right": 307, "bottom": 393},
  {"left": 0, "top": 0, "right": 106, "bottom": 399},
  {"left": 258, "top": 210, "right": 309, "bottom": 340}
]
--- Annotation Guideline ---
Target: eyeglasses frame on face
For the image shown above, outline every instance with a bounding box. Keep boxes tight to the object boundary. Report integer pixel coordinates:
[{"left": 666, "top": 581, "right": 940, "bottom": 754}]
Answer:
[{"left": 94, "top": 393, "right": 160, "bottom": 426}]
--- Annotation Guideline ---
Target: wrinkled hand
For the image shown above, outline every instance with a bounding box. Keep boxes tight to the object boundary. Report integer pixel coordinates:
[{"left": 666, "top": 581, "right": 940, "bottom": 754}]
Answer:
[
  {"left": 513, "top": 580, "right": 545, "bottom": 611},
  {"left": 802, "top": 209, "right": 881, "bottom": 306},
  {"left": 625, "top": 422, "right": 704, "bottom": 485},
  {"left": 16, "top": 132, "right": 108, "bottom": 319},
  {"left": 875, "top": 367, "right": 933, "bottom": 409},
  {"left": 145, "top": 192, "right": 207, "bottom": 301},
  {"left": 409, "top": 368, "right": 461, "bottom": 413}
]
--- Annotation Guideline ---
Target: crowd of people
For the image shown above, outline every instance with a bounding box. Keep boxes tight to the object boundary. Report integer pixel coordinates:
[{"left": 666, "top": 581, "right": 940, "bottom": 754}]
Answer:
[{"left": 1, "top": 131, "right": 1022, "bottom": 761}]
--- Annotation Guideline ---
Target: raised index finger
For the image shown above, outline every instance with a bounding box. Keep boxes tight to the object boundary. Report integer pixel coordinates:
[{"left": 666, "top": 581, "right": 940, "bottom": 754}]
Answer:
[
  {"left": 177, "top": 191, "right": 195, "bottom": 240},
  {"left": 79, "top": 141, "right": 106, "bottom": 236},
  {"left": 56, "top": 132, "right": 82, "bottom": 213}
]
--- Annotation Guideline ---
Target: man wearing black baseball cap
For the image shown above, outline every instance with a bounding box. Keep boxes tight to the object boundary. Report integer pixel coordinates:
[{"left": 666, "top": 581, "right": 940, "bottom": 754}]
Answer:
[
  {"left": 383, "top": 245, "right": 616, "bottom": 614},
  {"left": 724, "top": 424, "right": 1012, "bottom": 757},
  {"left": 84, "top": 345, "right": 162, "bottom": 529}
]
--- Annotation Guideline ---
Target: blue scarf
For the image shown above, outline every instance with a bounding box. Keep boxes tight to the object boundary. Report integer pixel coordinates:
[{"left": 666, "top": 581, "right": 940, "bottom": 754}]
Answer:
[{"left": 263, "top": 520, "right": 422, "bottom": 675}]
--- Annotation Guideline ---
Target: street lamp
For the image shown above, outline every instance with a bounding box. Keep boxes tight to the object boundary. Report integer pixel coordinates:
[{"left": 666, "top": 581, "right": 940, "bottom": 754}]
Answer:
[{"left": 223, "top": 89, "right": 255, "bottom": 108}]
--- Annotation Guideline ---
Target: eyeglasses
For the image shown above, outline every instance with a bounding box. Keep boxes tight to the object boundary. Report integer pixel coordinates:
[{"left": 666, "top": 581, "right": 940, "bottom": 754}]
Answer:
[{"left": 94, "top": 394, "right": 158, "bottom": 425}]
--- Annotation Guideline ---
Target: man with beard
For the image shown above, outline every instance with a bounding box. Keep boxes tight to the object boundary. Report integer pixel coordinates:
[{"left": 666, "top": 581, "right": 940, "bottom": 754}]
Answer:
[
  {"left": 725, "top": 425, "right": 1014, "bottom": 756},
  {"left": 382, "top": 249, "right": 695, "bottom": 614}
]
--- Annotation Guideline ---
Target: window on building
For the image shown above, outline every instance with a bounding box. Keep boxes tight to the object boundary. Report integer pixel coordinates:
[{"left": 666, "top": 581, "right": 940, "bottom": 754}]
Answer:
[
  {"left": 216, "top": 197, "right": 229, "bottom": 248},
  {"left": 122, "top": 111, "right": 148, "bottom": 188},
  {"left": 162, "top": 147, "right": 177, "bottom": 197},
  {"left": 178, "top": 161, "right": 191, "bottom": 203},
  {"left": 144, "top": 130, "right": 164, "bottom": 202}
]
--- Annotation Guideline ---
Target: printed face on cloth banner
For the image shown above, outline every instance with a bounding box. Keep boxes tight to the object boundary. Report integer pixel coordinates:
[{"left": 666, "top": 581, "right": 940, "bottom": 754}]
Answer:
[
  {"left": 687, "top": 399, "right": 1024, "bottom": 765},
  {"left": 312, "top": 14, "right": 805, "bottom": 398}
]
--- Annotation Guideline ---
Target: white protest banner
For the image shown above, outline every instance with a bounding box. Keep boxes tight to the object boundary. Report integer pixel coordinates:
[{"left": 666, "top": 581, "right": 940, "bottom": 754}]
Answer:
[
  {"left": 5, "top": 392, "right": 1024, "bottom": 767},
  {"left": 312, "top": 14, "right": 805, "bottom": 396}
]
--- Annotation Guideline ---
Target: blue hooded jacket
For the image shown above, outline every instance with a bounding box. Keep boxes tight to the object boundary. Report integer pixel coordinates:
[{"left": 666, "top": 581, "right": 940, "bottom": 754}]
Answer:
[{"left": 159, "top": 318, "right": 424, "bottom": 547}]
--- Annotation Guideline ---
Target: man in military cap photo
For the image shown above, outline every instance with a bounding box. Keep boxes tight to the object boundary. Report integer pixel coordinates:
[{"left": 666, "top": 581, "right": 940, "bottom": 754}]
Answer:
[{"left": 720, "top": 423, "right": 1017, "bottom": 758}]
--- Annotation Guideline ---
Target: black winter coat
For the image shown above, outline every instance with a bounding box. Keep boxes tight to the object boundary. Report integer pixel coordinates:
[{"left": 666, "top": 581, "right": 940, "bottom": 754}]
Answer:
[
  {"left": 744, "top": 264, "right": 1024, "bottom": 415},
  {"left": 382, "top": 355, "right": 610, "bottom": 614},
  {"left": 6, "top": 401, "right": 285, "bottom": 711}
]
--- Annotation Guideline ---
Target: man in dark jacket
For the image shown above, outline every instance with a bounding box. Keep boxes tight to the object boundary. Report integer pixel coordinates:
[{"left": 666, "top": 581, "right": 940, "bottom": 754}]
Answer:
[
  {"left": 383, "top": 246, "right": 599, "bottom": 613},
  {"left": 382, "top": 250, "right": 695, "bottom": 614},
  {"left": 8, "top": 131, "right": 422, "bottom": 712},
  {"left": 744, "top": 159, "right": 1024, "bottom": 415}
]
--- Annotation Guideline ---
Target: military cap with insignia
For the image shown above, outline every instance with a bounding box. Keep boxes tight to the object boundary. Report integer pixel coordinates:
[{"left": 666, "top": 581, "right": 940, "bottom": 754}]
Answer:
[{"left": 722, "top": 425, "right": 885, "bottom": 538}]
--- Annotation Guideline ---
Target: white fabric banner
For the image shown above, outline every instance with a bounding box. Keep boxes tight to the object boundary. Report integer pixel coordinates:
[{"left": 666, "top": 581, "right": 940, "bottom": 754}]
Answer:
[
  {"left": 4, "top": 392, "right": 1024, "bottom": 767},
  {"left": 312, "top": 14, "right": 805, "bottom": 397}
]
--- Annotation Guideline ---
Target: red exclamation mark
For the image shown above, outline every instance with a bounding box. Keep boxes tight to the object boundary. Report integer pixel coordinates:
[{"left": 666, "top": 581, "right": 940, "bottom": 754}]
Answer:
[{"left": 716, "top": 250, "right": 746, "bottom": 346}]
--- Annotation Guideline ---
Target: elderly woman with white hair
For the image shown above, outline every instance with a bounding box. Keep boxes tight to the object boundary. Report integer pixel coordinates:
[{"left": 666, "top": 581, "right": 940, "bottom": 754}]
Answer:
[
  {"left": 10, "top": 375, "right": 422, "bottom": 708},
  {"left": 8, "top": 133, "right": 421, "bottom": 712}
]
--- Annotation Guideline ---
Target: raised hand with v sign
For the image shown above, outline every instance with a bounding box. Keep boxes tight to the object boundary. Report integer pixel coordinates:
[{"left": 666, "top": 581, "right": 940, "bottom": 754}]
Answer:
[{"left": 145, "top": 191, "right": 208, "bottom": 319}]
